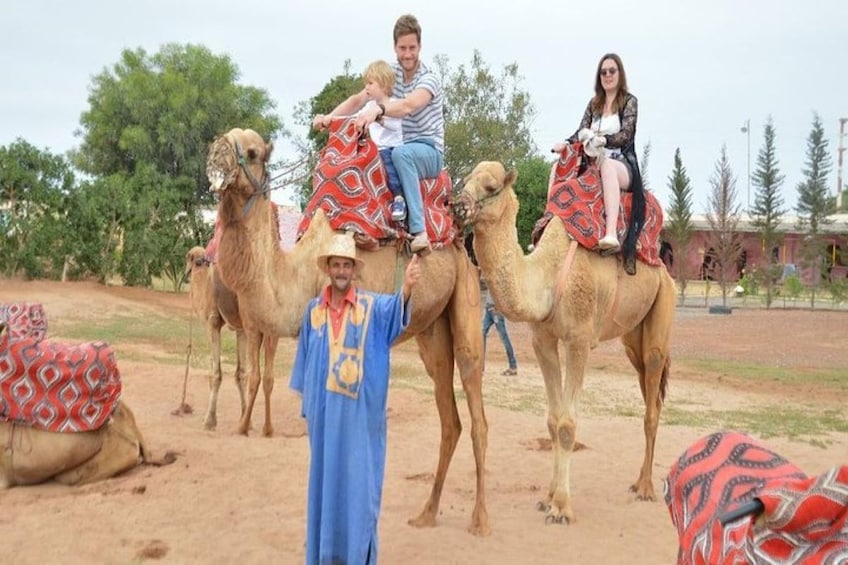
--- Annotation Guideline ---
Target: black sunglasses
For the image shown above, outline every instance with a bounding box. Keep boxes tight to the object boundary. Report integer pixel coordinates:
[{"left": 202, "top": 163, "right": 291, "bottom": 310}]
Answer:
[{"left": 599, "top": 67, "right": 618, "bottom": 77}]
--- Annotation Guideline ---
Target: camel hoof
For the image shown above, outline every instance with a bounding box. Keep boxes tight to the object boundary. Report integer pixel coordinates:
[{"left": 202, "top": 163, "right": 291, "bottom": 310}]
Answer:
[
  {"left": 203, "top": 418, "right": 216, "bottom": 431},
  {"left": 629, "top": 484, "right": 656, "bottom": 501},
  {"left": 262, "top": 425, "right": 274, "bottom": 438},
  {"left": 544, "top": 514, "right": 570, "bottom": 526},
  {"left": 468, "top": 508, "right": 491, "bottom": 537},
  {"left": 536, "top": 501, "right": 550, "bottom": 512},
  {"left": 408, "top": 513, "right": 437, "bottom": 529},
  {"left": 468, "top": 522, "right": 492, "bottom": 537}
]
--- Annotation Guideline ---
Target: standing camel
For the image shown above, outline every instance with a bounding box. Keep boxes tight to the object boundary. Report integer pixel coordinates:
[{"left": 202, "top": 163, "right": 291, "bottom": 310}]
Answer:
[
  {"left": 205, "top": 128, "right": 491, "bottom": 535},
  {"left": 184, "top": 247, "right": 247, "bottom": 430},
  {"left": 455, "top": 161, "right": 676, "bottom": 525}
]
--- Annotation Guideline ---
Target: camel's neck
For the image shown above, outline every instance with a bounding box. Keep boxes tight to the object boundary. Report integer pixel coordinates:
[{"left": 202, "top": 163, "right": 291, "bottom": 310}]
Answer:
[
  {"left": 474, "top": 194, "right": 562, "bottom": 322},
  {"left": 215, "top": 192, "right": 323, "bottom": 336}
]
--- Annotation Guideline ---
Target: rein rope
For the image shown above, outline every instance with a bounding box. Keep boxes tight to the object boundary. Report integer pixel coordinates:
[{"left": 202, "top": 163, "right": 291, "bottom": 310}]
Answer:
[{"left": 232, "top": 139, "right": 272, "bottom": 216}]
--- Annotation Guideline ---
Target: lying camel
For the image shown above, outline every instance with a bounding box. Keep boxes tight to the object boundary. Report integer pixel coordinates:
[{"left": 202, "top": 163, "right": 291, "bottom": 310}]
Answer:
[
  {"left": 0, "top": 400, "right": 173, "bottom": 488},
  {"left": 184, "top": 246, "right": 247, "bottom": 430}
]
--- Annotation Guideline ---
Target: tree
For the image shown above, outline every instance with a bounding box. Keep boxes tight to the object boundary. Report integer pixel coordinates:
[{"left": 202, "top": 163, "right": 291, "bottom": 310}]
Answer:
[
  {"left": 295, "top": 52, "right": 538, "bottom": 208},
  {"left": 0, "top": 139, "right": 75, "bottom": 279},
  {"left": 514, "top": 156, "right": 553, "bottom": 251},
  {"left": 665, "top": 148, "right": 695, "bottom": 304},
  {"left": 291, "top": 60, "right": 362, "bottom": 207},
  {"left": 639, "top": 141, "right": 652, "bottom": 189},
  {"left": 71, "top": 43, "right": 282, "bottom": 285},
  {"left": 705, "top": 145, "right": 744, "bottom": 307},
  {"left": 795, "top": 113, "right": 834, "bottom": 308},
  {"left": 749, "top": 116, "right": 786, "bottom": 308},
  {"left": 435, "top": 51, "right": 537, "bottom": 178}
]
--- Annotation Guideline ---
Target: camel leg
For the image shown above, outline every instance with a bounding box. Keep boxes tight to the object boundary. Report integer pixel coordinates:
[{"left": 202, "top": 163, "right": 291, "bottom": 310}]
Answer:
[
  {"left": 203, "top": 314, "right": 225, "bottom": 430},
  {"left": 622, "top": 276, "right": 675, "bottom": 501},
  {"left": 234, "top": 329, "right": 248, "bottom": 418},
  {"left": 237, "top": 328, "right": 263, "bottom": 435},
  {"left": 531, "top": 327, "right": 565, "bottom": 519},
  {"left": 408, "top": 315, "right": 462, "bottom": 531},
  {"left": 447, "top": 256, "right": 490, "bottom": 536},
  {"left": 261, "top": 334, "right": 279, "bottom": 437},
  {"left": 534, "top": 324, "right": 590, "bottom": 525}
]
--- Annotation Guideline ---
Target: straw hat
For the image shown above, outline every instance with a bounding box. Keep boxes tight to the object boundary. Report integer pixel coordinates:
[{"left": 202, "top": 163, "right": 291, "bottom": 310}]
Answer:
[{"left": 316, "top": 232, "right": 365, "bottom": 275}]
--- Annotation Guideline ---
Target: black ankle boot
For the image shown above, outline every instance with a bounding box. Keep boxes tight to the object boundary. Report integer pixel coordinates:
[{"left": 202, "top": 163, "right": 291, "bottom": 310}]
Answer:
[{"left": 624, "top": 256, "right": 637, "bottom": 276}]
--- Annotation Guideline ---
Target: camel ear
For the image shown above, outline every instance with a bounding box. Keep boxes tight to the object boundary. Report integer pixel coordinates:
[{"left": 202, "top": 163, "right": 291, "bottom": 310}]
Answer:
[
  {"left": 264, "top": 141, "right": 274, "bottom": 163},
  {"left": 504, "top": 169, "right": 518, "bottom": 187}
]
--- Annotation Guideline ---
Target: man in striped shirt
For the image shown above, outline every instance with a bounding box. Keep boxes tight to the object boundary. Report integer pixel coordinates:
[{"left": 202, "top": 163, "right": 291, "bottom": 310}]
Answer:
[{"left": 314, "top": 14, "right": 445, "bottom": 254}]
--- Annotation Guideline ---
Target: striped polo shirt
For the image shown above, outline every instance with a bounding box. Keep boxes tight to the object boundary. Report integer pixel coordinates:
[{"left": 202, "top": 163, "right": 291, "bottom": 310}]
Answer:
[{"left": 392, "top": 61, "right": 445, "bottom": 154}]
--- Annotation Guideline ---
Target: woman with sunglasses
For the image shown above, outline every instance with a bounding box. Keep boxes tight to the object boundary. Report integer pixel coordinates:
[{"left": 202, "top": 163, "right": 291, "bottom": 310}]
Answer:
[{"left": 552, "top": 53, "right": 645, "bottom": 275}]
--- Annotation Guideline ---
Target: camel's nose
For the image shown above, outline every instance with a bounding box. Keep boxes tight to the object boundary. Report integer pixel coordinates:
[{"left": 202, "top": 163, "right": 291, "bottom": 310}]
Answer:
[{"left": 208, "top": 170, "right": 226, "bottom": 192}]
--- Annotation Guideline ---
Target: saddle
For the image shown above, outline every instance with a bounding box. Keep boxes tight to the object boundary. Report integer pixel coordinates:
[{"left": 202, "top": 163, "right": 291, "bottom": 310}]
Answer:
[
  {"left": 297, "top": 117, "right": 457, "bottom": 251},
  {"left": 531, "top": 142, "right": 663, "bottom": 268},
  {"left": 0, "top": 303, "right": 121, "bottom": 433},
  {"left": 665, "top": 431, "right": 848, "bottom": 563}
]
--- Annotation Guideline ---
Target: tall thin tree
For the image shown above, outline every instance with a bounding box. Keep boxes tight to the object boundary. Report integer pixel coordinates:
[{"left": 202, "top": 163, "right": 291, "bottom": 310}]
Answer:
[
  {"left": 705, "top": 144, "right": 744, "bottom": 308},
  {"left": 665, "top": 148, "right": 695, "bottom": 304},
  {"left": 795, "top": 113, "right": 834, "bottom": 308},
  {"left": 749, "top": 116, "right": 786, "bottom": 308}
]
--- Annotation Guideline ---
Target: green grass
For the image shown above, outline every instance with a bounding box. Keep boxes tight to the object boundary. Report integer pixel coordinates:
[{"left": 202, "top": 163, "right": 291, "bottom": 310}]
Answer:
[
  {"left": 678, "top": 358, "right": 848, "bottom": 390},
  {"left": 662, "top": 405, "right": 848, "bottom": 447}
]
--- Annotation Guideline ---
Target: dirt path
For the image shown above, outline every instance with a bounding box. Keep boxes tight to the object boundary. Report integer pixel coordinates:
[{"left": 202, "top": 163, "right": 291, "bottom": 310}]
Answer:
[{"left": 1, "top": 279, "right": 846, "bottom": 564}]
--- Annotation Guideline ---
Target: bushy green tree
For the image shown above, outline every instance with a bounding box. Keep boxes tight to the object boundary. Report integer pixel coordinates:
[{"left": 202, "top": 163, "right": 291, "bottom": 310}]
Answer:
[
  {"left": 514, "top": 156, "right": 552, "bottom": 250},
  {"left": 795, "top": 113, "right": 834, "bottom": 308},
  {"left": 0, "top": 139, "right": 74, "bottom": 279},
  {"left": 749, "top": 116, "right": 786, "bottom": 308},
  {"left": 665, "top": 148, "right": 695, "bottom": 303},
  {"left": 71, "top": 43, "right": 282, "bottom": 285},
  {"left": 436, "top": 51, "right": 537, "bottom": 177},
  {"left": 291, "top": 60, "right": 362, "bottom": 207}
]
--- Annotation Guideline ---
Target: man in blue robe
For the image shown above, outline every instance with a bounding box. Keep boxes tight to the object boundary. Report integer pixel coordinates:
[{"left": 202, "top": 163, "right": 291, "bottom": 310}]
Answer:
[{"left": 291, "top": 232, "right": 421, "bottom": 565}]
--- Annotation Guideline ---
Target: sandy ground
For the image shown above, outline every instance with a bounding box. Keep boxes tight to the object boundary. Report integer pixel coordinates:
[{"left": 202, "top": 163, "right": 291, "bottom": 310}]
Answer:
[{"left": 1, "top": 278, "right": 846, "bottom": 564}]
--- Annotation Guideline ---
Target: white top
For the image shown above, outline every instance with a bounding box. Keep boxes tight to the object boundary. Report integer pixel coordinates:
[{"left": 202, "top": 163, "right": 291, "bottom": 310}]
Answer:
[
  {"left": 359, "top": 99, "right": 403, "bottom": 150},
  {"left": 591, "top": 114, "right": 621, "bottom": 157}
]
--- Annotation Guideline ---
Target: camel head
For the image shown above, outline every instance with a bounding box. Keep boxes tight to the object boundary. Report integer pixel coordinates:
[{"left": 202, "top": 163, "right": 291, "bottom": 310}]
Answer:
[
  {"left": 206, "top": 128, "right": 274, "bottom": 202},
  {"left": 184, "top": 246, "right": 210, "bottom": 283},
  {"left": 453, "top": 161, "right": 518, "bottom": 229}
]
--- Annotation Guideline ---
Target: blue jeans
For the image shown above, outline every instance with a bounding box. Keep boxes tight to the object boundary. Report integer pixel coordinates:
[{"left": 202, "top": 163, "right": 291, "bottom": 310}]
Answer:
[
  {"left": 378, "top": 148, "right": 402, "bottom": 196},
  {"left": 391, "top": 141, "right": 443, "bottom": 234},
  {"left": 482, "top": 307, "right": 517, "bottom": 370}
]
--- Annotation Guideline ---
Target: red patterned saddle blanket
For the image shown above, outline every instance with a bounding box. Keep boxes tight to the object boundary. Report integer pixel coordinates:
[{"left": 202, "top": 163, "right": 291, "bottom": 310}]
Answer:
[
  {"left": 665, "top": 431, "right": 848, "bottom": 564},
  {"left": 532, "top": 142, "right": 662, "bottom": 267},
  {"left": 0, "top": 302, "right": 122, "bottom": 433},
  {"left": 297, "top": 117, "right": 456, "bottom": 249},
  {"left": 0, "top": 303, "right": 48, "bottom": 342}
]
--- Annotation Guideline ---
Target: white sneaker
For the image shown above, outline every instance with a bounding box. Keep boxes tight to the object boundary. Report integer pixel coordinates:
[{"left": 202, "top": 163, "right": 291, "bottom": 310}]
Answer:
[
  {"left": 598, "top": 235, "right": 620, "bottom": 250},
  {"left": 410, "top": 232, "right": 431, "bottom": 253}
]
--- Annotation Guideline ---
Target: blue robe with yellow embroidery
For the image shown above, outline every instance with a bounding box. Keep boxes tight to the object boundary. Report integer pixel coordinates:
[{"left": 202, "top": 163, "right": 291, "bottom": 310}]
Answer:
[{"left": 290, "top": 288, "right": 410, "bottom": 565}]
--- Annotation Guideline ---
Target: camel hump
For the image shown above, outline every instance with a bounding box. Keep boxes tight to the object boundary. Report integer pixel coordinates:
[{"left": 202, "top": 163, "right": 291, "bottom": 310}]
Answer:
[{"left": 300, "top": 117, "right": 458, "bottom": 250}]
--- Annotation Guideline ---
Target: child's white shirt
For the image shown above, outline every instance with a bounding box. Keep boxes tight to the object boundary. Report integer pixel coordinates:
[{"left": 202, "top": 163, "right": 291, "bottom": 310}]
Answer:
[{"left": 360, "top": 99, "right": 403, "bottom": 150}]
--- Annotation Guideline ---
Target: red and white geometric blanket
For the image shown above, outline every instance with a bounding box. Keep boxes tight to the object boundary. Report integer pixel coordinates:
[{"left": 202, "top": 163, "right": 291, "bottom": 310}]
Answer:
[
  {"left": 0, "top": 302, "right": 122, "bottom": 433},
  {"left": 0, "top": 303, "right": 48, "bottom": 342},
  {"left": 664, "top": 431, "right": 848, "bottom": 564},
  {"left": 531, "top": 141, "right": 663, "bottom": 267},
  {"left": 297, "top": 117, "right": 457, "bottom": 249}
]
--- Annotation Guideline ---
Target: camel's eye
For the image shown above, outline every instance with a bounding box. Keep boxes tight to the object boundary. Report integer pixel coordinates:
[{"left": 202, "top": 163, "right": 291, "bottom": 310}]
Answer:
[{"left": 247, "top": 148, "right": 258, "bottom": 161}]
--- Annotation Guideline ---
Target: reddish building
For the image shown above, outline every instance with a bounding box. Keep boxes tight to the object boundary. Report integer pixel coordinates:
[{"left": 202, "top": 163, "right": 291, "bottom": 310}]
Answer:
[{"left": 666, "top": 213, "right": 848, "bottom": 284}]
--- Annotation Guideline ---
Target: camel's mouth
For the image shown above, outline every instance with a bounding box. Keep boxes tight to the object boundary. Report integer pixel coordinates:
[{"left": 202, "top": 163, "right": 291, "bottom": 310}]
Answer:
[
  {"left": 451, "top": 190, "right": 481, "bottom": 228},
  {"left": 206, "top": 136, "right": 239, "bottom": 193}
]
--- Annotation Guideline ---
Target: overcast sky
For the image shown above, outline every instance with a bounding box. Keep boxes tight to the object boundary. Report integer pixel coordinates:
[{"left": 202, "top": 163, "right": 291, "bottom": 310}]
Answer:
[{"left": 2, "top": 1, "right": 845, "bottom": 212}]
